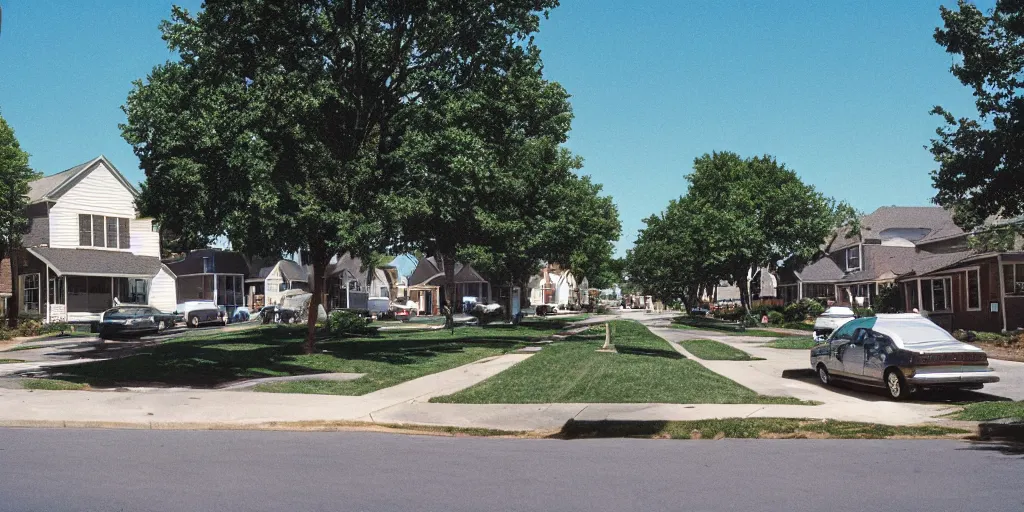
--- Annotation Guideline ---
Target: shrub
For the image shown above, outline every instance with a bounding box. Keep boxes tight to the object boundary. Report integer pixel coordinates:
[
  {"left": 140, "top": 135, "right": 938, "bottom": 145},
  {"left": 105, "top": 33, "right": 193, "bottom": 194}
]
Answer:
[
  {"left": 595, "top": 305, "right": 610, "bottom": 315},
  {"left": 767, "top": 311, "right": 785, "bottom": 325},
  {"left": 952, "top": 329, "right": 969, "bottom": 341},
  {"left": 714, "top": 307, "right": 748, "bottom": 322},
  {"left": 325, "top": 310, "right": 378, "bottom": 337},
  {"left": 43, "top": 322, "right": 72, "bottom": 335},
  {"left": 16, "top": 319, "right": 43, "bottom": 337},
  {"left": 783, "top": 298, "right": 825, "bottom": 323},
  {"left": 0, "top": 327, "right": 12, "bottom": 341},
  {"left": 854, "top": 307, "right": 875, "bottom": 317},
  {"left": 876, "top": 284, "right": 901, "bottom": 313}
]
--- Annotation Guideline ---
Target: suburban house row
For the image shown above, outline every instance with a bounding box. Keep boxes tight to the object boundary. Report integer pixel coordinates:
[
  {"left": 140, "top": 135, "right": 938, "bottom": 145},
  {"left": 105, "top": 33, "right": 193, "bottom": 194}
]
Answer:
[
  {"left": 0, "top": 157, "right": 594, "bottom": 324},
  {"left": 754, "top": 206, "right": 1024, "bottom": 334}
]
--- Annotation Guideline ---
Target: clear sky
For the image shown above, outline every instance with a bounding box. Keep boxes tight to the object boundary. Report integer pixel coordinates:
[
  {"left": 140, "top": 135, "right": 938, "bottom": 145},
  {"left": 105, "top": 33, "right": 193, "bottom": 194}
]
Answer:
[{"left": 0, "top": 0, "right": 990, "bottom": 257}]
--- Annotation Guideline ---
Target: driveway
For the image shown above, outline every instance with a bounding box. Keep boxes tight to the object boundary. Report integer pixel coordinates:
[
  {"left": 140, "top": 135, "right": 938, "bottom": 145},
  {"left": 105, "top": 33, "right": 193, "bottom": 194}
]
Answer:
[{"left": 644, "top": 317, "right": 1024, "bottom": 405}]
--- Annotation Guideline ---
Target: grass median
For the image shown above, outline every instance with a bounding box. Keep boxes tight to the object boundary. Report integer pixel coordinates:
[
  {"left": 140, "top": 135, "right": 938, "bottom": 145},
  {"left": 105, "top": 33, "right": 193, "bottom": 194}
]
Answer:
[
  {"left": 676, "top": 339, "right": 761, "bottom": 361},
  {"left": 27, "top": 317, "right": 579, "bottom": 395},
  {"left": 431, "top": 320, "right": 805, "bottom": 405},
  {"left": 762, "top": 336, "right": 817, "bottom": 350},
  {"left": 948, "top": 401, "right": 1024, "bottom": 421}
]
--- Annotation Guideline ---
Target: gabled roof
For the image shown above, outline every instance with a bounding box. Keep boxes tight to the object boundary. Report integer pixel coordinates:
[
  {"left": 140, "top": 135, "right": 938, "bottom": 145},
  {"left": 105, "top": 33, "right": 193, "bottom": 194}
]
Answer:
[
  {"left": 794, "top": 256, "right": 845, "bottom": 282},
  {"left": 830, "top": 206, "right": 964, "bottom": 252},
  {"left": 27, "top": 156, "right": 139, "bottom": 204},
  {"left": 163, "top": 248, "right": 251, "bottom": 276},
  {"left": 29, "top": 247, "right": 163, "bottom": 278},
  {"left": 408, "top": 257, "right": 488, "bottom": 286},
  {"left": 277, "top": 259, "right": 309, "bottom": 283}
]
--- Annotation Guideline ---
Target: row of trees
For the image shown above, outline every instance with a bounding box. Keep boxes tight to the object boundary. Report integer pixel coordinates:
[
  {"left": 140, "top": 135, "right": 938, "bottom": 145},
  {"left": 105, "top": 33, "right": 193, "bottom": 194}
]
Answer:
[
  {"left": 626, "top": 151, "right": 853, "bottom": 312},
  {"left": 120, "top": 1, "right": 620, "bottom": 351},
  {"left": 0, "top": 112, "right": 37, "bottom": 328}
]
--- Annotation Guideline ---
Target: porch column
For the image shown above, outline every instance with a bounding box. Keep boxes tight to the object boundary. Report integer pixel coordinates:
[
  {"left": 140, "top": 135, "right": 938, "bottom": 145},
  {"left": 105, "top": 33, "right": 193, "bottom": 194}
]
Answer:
[
  {"left": 213, "top": 274, "right": 219, "bottom": 305},
  {"left": 917, "top": 279, "right": 923, "bottom": 312}
]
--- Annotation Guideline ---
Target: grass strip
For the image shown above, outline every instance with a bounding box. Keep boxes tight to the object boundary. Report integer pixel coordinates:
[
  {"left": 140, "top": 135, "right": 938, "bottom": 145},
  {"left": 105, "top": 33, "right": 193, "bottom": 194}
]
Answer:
[
  {"left": 677, "top": 339, "right": 761, "bottom": 361},
  {"left": 22, "top": 379, "right": 90, "bottom": 391},
  {"left": 948, "top": 401, "right": 1024, "bottom": 421},
  {"left": 557, "top": 418, "right": 968, "bottom": 440},
  {"left": 762, "top": 336, "right": 817, "bottom": 350}
]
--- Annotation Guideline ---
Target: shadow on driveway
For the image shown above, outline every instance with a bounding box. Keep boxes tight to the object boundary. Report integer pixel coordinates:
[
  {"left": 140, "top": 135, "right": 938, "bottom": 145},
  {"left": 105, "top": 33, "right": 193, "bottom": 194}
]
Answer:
[{"left": 782, "top": 368, "right": 1014, "bottom": 404}]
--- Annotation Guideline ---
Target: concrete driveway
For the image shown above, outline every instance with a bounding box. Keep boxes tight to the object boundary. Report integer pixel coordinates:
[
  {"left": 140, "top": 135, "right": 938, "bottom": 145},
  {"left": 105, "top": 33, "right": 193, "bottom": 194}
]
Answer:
[{"left": 645, "top": 317, "right": 1024, "bottom": 405}]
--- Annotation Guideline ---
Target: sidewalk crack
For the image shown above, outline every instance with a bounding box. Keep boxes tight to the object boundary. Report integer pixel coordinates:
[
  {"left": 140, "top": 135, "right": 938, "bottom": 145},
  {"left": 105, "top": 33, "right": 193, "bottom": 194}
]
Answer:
[{"left": 745, "top": 406, "right": 765, "bottom": 418}]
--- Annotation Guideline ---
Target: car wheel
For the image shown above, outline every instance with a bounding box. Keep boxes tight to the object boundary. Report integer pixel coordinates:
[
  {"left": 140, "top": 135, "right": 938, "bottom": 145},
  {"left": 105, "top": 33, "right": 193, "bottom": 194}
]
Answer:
[
  {"left": 817, "top": 364, "right": 831, "bottom": 386},
  {"left": 885, "top": 369, "right": 908, "bottom": 400},
  {"left": 157, "top": 320, "right": 166, "bottom": 332},
  {"left": 189, "top": 315, "right": 200, "bottom": 328}
]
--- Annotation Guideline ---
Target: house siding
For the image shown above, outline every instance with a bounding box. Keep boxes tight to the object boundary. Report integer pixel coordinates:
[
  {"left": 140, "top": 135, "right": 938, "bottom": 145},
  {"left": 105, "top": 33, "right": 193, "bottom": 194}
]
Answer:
[
  {"left": 129, "top": 218, "right": 161, "bottom": 258},
  {"left": 150, "top": 267, "right": 177, "bottom": 313},
  {"left": 264, "top": 266, "right": 285, "bottom": 306},
  {"left": 48, "top": 162, "right": 138, "bottom": 250}
]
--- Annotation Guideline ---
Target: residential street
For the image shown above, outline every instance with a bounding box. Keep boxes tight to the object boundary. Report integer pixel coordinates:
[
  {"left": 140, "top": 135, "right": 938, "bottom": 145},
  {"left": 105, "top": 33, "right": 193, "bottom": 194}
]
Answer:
[{"left": 0, "top": 428, "right": 1021, "bottom": 512}]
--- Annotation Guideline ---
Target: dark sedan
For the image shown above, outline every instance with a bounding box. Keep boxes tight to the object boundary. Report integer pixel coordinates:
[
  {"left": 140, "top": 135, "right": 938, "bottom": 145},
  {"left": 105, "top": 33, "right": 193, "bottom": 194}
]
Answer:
[{"left": 98, "top": 306, "right": 179, "bottom": 339}]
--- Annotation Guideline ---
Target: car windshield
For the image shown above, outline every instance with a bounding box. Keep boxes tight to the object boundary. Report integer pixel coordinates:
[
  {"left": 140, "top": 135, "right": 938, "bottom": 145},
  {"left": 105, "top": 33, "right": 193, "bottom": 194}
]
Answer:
[{"left": 105, "top": 308, "right": 142, "bottom": 317}]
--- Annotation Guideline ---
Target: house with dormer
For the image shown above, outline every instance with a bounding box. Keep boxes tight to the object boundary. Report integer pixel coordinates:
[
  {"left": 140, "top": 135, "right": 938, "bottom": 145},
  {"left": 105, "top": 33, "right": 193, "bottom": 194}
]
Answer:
[{"left": 12, "top": 156, "right": 177, "bottom": 323}]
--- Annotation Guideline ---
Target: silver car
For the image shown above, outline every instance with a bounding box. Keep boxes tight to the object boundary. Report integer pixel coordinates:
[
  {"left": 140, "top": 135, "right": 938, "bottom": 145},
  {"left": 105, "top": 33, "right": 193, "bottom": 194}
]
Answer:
[{"left": 810, "top": 314, "right": 999, "bottom": 400}]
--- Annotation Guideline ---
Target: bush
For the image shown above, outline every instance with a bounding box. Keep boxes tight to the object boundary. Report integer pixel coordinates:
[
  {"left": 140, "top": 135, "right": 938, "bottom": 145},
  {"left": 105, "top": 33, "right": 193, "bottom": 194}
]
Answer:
[
  {"left": 714, "top": 307, "right": 748, "bottom": 322},
  {"left": 325, "top": 310, "right": 378, "bottom": 337},
  {"left": 43, "top": 322, "right": 72, "bottom": 335},
  {"left": 876, "top": 284, "right": 901, "bottom": 313},
  {"left": 767, "top": 311, "right": 785, "bottom": 325},
  {"left": 16, "top": 319, "right": 43, "bottom": 337},
  {"left": 784, "top": 299, "right": 825, "bottom": 323},
  {"left": 595, "top": 305, "right": 610, "bottom": 315},
  {"left": 0, "top": 327, "right": 12, "bottom": 341},
  {"left": 854, "top": 307, "right": 875, "bottom": 317}
]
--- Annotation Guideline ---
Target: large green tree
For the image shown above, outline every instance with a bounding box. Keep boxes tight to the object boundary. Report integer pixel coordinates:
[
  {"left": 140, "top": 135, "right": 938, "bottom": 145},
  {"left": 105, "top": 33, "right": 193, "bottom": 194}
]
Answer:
[
  {"left": 930, "top": 0, "right": 1024, "bottom": 228},
  {"left": 123, "top": 1, "right": 559, "bottom": 350},
  {"left": 394, "top": 37, "right": 577, "bottom": 328},
  {"left": 686, "top": 152, "right": 840, "bottom": 308},
  {"left": 0, "top": 111, "right": 36, "bottom": 327}
]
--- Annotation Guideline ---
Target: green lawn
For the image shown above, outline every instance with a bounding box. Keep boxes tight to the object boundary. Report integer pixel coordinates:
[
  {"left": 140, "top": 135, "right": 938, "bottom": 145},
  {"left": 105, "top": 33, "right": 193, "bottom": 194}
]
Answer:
[
  {"left": 558, "top": 418, "right": 967, "bottom": 440},
  {"left": 30, "top": 317, "right": 578, "bottom": 395},
  {"left": 0, "top": 358, "right": 26, "bottom": 364},
  {"left": 762, "top": 336, "right": 817, "bottom": 350},
  {"left": 677, "top": 339, "right": 761, "bottom": 361},
  {"left": 949, "top": 401, "right": 1024, "bottom": 421},
  {"left": 431, "top": 320, "right": 805, "bottom": 405},
  {"left": 22, "top": 379, "right": 89, "bottom": 391}
]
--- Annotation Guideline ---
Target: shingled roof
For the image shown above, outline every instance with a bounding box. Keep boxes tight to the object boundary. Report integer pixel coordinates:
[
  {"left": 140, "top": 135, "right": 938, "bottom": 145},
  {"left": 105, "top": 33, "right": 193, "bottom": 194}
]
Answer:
[
  {"left": 830, "top": 206, "right": 964, "bottom": 252},
  {"left": 29, "top": 247, "right": 163, "bottom": 277}
]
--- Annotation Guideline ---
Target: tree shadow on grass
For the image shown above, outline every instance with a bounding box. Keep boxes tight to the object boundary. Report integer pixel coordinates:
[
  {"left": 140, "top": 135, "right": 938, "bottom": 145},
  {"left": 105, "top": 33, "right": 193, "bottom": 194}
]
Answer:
[
  {"left": 615, "top": 346, "right": 685, "bottom": 360},
  {"left": 38, "top": 328, "right": 523, "bottom": 389}
]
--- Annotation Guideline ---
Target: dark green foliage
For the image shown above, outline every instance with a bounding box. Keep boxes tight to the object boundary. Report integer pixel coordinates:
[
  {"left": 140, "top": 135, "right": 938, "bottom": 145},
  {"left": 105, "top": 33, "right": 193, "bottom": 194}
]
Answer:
[
  {"left": 854, "top": 307, "right": 875, "bottom": 318},
  {"left": 767, "top": 311, "right": 785, "bottom": 325},
  {"left": 325, "top": 311, "right": 378, "bottom": 337},
  {"left": 930, "top": 1, "right": 1024, "bottom": 229},
  {"left": 876, "top": 284, "right": 901, "bottom": 314},
  {"left": 784, "top": 299, "right": 825, "bottom": 323}
]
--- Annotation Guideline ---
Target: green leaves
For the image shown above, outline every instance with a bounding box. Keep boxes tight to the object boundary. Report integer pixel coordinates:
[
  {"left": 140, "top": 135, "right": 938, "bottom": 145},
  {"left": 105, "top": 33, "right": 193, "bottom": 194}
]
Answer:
[
  {"left": 930, "top": 0, "right": 1024, "bottom": 229},
  {"left": 0, "top": 112, "right": 37, "bottom": 260},
  {"left": 628, "top": 151, "right": 839, "bottom": 308}
]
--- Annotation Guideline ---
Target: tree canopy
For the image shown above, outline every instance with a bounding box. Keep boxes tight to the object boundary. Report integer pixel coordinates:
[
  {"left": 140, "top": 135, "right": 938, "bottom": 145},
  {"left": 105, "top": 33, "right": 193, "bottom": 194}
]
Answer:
[
  {"left": 123, "top": 0, "right": 562, "bottom": 348},
  {"left": 628, "top": 151, "right": 842, "bottom": 310},
  {"left": 930, "top": 0, "right": 1024, "bottom": 229},
  {"left": 0, "top": 111, "right": 37, "bottom": 326}
]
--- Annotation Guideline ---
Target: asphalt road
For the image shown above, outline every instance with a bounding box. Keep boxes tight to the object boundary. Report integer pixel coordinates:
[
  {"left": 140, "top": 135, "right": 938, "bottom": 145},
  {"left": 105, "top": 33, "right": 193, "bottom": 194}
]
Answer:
[{"left": 1, "top": 429, "right": 1022, "bottom": 512}]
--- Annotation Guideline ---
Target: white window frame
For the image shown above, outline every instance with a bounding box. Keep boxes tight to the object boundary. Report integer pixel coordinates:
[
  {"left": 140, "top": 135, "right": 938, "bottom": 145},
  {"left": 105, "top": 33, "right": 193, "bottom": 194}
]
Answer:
[
  {"left": 20, "top": 273, "right": 41, "bottom": 313},
  {"left": 78, "top": 214, "right": 131, "bottom": 250},
  {"left": 845, "top": 245, "right": 862, "bottom": 272},
  {"left": 965, "top": 267, "right": 981, "bottom": 311}
]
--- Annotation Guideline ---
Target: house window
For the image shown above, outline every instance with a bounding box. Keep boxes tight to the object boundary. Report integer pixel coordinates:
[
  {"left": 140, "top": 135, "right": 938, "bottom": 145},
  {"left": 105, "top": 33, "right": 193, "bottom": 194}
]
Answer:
[
  {"left": 846, "top": 246, "right": 861, "bottom": 271},
  {"left": 966, "top": 269, "right": 981, "bottom": 310},
  {"left": 349, "top": 280, "right": 362, "bottom": 292},
  {"left": 203, "top": 257, "right": 214, "bottom": 274},
  {"left": 48, "top": 276, "right": 65, "bottom": 305},
  {"left": 79, "top": 215, "right": 92, "bottom": 246},
  {"left": 92, "top": 215, "right": 105, "bottom": 247},
  {"left": 216, "top": 275, "right": 243, "bottom": 306},
  {"left": 278, "top": 282, "right": 289, "bottom": 292},
  {"left": 21, "top": 273, "right": 40, "bottom": 313},
  {"left": 77, "top": 214, "right": 131, "bottom": 249},
  {"left": 802, "top": 283, "right": 834, "bottom": 300},
  {"left": 380, "top": 287, "right": 389, "bottom": 298},
  {"left": 1002, "top": 264, "right": 1024, "bottom": 296},
  {"left": 119, "top": 218, "right": 131, "bottom": 248},
  {"left": 115, "top": 278, "right": 149, "bottom": 305},
  {"left": 905, "top": 281, "right": 919, "bottom": 310},
  {"left": 920, "top": 278, "right": 951, "bottom": 312}
]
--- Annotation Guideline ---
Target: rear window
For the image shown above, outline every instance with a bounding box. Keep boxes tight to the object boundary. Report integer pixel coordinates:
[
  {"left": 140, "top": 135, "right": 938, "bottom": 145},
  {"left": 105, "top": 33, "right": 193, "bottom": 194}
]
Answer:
[{"left": 880, "top": 322, "right": 956, "bottom": 345}]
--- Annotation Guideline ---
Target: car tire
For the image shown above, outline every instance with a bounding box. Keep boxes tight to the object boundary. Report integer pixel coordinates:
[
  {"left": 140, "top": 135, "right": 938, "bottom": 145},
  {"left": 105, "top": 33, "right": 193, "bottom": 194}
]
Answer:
[
  {"left": 817, "top": 364, "right": 831, "bottom": 386},
  {"left": 157, "top": 321, "right": 166, "bottom": 332},
  {"left": 189, "top": 315, "right": 200, "bottom": 328},
  {"left": 885, "top": 368, "right": 908, "bottom": 401}
]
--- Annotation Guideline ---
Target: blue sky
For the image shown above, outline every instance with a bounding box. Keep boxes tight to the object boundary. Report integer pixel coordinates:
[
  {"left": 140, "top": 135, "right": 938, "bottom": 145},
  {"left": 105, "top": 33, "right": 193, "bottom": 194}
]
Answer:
[{"left": 0, "top": 0, "right": 989, "bottom": 257}]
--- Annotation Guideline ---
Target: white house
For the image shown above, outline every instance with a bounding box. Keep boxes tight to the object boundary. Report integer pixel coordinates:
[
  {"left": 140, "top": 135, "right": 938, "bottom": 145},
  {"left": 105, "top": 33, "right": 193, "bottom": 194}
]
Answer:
[
  {"left": 528, "top": 264, "right": 578, "bottom": 307},
  {"left": 16, "top": 156, "right": 177, "bottom": 323}
]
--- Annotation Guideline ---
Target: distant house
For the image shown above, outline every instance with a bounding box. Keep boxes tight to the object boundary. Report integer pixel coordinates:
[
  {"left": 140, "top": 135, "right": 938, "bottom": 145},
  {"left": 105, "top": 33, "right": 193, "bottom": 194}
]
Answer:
[
  {"left": 527, "top": 264, "right": 577, "bottom": 307},
  {"left": 407, "top": 257, "right": 490, "bottom": 315},
  {"left": 246, "top": 259, "right": 311, "bottom": 309},
  {"left": 777, "top": 205, "right": 1024, "bottom": 333},
  {"left": 163, "top": 248, "right": 251, "bottom": 315},
  {"left": 14, "top": 156, "right": 177, "bottom": 322}
]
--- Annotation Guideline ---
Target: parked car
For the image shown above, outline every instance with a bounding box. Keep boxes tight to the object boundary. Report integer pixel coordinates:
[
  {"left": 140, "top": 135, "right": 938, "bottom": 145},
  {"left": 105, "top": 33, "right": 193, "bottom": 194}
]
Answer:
[
  {"left": 98, "top": 306, "right": 179, "bottom": 339},
  {"left": 259, "top": 304, "right": 300, "bottom": 324},
  {"left": 813, "top": 306, "right": 856, "bottom": 340},
  {"left": 176, "top": 300, "right": 226, "bottom": 328},
  {"left": 535, "top": 304, "right": 559, "bottom": 316},
  {"left": 810, "top": 314, "right": 999, "bottom": 400}
]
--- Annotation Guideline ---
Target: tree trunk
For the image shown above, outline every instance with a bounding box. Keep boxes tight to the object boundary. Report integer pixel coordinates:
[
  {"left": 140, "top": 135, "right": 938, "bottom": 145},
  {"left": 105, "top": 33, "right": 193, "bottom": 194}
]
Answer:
[
  {"left": 7, "top": 249, "right": 19, "bottom": 328},
  {"left": 303, "top": 253, "right": 328, "bottom": 355},
  {"left": 440, "top": 253, "right": 457, "bottom": 332}
]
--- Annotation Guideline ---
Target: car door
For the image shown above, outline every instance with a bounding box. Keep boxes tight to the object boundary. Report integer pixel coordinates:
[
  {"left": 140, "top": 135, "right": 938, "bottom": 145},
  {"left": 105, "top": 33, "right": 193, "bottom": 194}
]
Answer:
[
  {"left": 862, "top": 331, "right": 893, "bottom": 382},
  {"left": 132, "top": 307, "right": 157, "bottom": 332},
  {"left": 841, "top": 328, "right": 868, "bottom": 377},
  {"left": 827, "top": 322, "right": 858, "bottom": 375}
]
